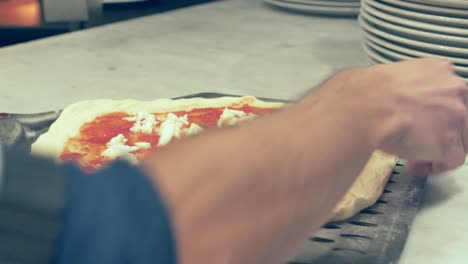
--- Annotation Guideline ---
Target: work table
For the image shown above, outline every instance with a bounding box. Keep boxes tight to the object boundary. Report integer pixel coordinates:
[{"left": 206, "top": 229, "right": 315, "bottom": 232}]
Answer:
[
  {"left": 0, "top": 0, "right": 366, "bottom": 113},
  {"left": 1, "top": 0, "right": 467, "bottom": 262}
]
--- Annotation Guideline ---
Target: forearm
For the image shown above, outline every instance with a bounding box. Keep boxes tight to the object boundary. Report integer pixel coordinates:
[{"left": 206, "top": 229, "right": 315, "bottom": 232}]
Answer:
[{"left": 142, "top": 73, "right": 380, "bottom": 263}]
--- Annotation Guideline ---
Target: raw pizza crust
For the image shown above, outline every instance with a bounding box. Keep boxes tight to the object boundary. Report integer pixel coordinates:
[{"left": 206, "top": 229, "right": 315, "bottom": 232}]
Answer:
[
  {"left": 329, "top": 150, "right": 398, "bottom": 222},
  {"left": 31, "top": 96, "right": 282, "bottom": 159},
  {"left": 31, "top": 96, "right": 397, "bottom": 222}
]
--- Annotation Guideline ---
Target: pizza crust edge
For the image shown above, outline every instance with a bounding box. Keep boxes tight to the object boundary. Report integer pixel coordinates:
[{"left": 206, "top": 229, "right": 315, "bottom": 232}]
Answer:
[
  {"left": 31, "top": 96, "right": 284, "bottom": 159},
  {"left": 328, "top": 150, "right": 398, "bottom": 222}
]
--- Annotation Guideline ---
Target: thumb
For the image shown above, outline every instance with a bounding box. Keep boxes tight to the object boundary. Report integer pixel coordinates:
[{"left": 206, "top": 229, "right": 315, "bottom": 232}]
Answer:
[
  {"left": 407, "top": 161, "right": 432, "bottom": 176},
  {"left": 408, "top": 157, "right": 465, "bottom": 176}
]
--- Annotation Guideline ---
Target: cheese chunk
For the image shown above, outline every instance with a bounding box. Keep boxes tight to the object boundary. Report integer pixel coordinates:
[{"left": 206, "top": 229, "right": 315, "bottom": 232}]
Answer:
[
  {"left": 158, "top": 113, "right": 189, "bottom": 146},
  {"left": 124, "top": 112, "right": 157, "bottom": 134},
  {"left": 186, "top": 123, "right": 204, "bottom": 136},
  {"left": 101, "top": 134, "right": 139, "bottom": 164},
  {"left": 238, "top": 113, "right": 257, "bottom": 123},
  {"left": 134, "top": 142, "right": 151, "bottom": 149},
  {"left": 217, "top": 108, "right": 257, "bottom": 127},
  {"left": 107, "top": 133, "right": 127, "bottom": 146}
]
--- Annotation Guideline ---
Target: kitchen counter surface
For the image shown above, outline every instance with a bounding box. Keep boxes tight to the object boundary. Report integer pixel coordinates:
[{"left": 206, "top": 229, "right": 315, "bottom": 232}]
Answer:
[
  {"left": 0, "top": 0, "right": 366, "bottom": 113},
  {"left": 0, "top": 0, "right": 466, "bottom": 262}
]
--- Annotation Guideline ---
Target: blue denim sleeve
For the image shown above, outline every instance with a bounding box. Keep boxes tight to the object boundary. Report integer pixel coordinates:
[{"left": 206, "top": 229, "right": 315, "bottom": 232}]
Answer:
[{"left": 54, "top": 161, "right": 177, "bottom": 264}]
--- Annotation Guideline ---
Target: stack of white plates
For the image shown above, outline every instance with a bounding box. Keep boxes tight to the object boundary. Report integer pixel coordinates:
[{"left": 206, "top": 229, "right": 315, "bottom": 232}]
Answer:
[
  {"left": 264, "top": 0, "right": 360, "bottom": 17},
  {"left": 359, "top": 0, "right": 468, "bottom": 81}
]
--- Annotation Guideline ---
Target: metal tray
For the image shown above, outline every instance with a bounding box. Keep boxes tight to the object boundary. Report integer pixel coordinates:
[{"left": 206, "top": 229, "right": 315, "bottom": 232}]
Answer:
[{"left": 0, "top": 92, "right": 427, "bottom": 264}]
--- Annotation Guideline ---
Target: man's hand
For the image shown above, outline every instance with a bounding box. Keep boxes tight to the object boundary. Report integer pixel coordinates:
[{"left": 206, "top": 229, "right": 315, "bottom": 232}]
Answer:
[
  {"left": 142, "top": 57, "right": 468, "bottom": 264},
  {"left": 335, "top": 58, "right": 468, "bottom": 175}
]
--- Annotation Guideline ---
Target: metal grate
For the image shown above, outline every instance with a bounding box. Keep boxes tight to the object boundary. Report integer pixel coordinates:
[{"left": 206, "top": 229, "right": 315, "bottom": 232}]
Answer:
[{"left": 290, "top": 162, "right": 426, "bottom": 264}]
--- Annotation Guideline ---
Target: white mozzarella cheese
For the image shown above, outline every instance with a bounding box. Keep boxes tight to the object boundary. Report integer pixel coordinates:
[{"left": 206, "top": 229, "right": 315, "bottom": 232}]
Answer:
[
  {"left": 107, "top": 133, "right": 127, "bottom": 146},
  {"left": 123, "top": 112, "right": 157, "bottom": 134},
  {"left": 217, "top": 108, "right": 257, "bottom": 127},
  {"left": 101, "top": 134, "right": 139, "bottom": 164},
  {"left": 134, "top": 142, "right": 151, "bottom": 149},
  {"left": 237, "top": 113, "right": 257, "bottom": 123},
  {"left": 186, "top": 123, "right": 204, "bottom": 136},
  {"left": 158, "top": 113, "right": 189, "bottom": 146}
]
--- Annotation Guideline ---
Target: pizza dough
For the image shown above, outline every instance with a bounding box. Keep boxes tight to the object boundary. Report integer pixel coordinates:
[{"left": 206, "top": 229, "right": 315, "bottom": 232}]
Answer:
[
  {"left": 31, "top": 96, "right": 282, "bottom": 159},
  {"left": 329, "top": 150, "right": 398, "bottom": 222},
  {"left": 31, "top": 96, "right": 397, "bottom": 222}
]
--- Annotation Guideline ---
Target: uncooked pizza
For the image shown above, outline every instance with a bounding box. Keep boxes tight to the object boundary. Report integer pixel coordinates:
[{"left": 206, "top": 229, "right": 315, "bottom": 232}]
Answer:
[{"left": 31, "top": 96, "right": 397, "bottom": 222}]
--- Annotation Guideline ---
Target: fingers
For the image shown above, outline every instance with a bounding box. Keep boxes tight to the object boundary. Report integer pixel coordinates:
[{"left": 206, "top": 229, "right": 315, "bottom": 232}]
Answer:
[
  {"left": 457, "top": 78, "right": 468, "bottom": 167},
  {"left": 432, "top": 158, "right": 465, "bottom": 174},
  {"left": 461, "top": 92, "right": 468, "bottom": 170},
  {"left": 434, "top": 132, "right": 465, "bottom": 174},
  {"left": 460, "top": 82, "right": 468, "bottom": 153},
  {"left": 408, "top": 131, "right": 466, "bottom": 176},
  {"left": 385, "top": 58, "right": 468, "bottom": 172},
  {"left": 408, "top": 156, "right": 465, "bottom": 176},
  {"left": 407, "top": 161, "right": 433, "bottom": 176},
  {"left": 450, "top": 77, "right": 468, "bottom": 170},
  {"left": 463, "top": 115, "right": 468, "bottom": 155}
]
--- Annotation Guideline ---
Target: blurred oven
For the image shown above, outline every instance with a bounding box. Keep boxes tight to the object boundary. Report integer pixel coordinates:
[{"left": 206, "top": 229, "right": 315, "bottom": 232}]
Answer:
[{"left": 0, "top": 0, "right": 42, "bottom": 26}]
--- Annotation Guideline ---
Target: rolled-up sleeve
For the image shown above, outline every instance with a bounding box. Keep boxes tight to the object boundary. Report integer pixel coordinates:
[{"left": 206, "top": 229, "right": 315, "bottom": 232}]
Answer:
[{"left": 55, "top": 161, "right": 177, "bottom": 264}]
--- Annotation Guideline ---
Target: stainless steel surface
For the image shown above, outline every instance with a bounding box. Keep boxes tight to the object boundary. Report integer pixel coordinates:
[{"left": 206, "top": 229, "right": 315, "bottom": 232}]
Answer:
[
  {"left": 9, "top": 111, "right": 62, "bottom": 129},
  {"left": 0, "top": 118, "right": 24, "bottom": 147},
  {"left": 0, "top": 111, "right": 61, "bottom": 151}
]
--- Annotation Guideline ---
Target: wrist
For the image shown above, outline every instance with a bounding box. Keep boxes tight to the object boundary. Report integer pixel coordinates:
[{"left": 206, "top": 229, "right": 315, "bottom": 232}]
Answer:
[
  {"left": 300, "top": 68, "right": 387, "bottom": 150},
  {"left": 358, "top": 65, "right": 408, "bottom": 151}
]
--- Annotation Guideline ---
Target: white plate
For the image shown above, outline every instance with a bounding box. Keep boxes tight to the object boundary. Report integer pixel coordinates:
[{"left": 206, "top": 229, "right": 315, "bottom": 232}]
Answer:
[
  {"left": 361, "top": 29, "right": 468, "bottom": 66},
  {"left": 360, "top": 9, "right": 468, "bottom": 47},
  {"left": 264, "top": 0, "right": 360, "bottom": 16},
  {"left": 358, "top": 14, "right": 468, "bottom": 58},
  {"left": 407, "top": 0, "right": 468, "bottom": 9},
  {"left": 365, "top": 0, "right": 468, "bottom": 28},
  {"left": 280, "top": 0, "right": 360, "bottom": 7},
  {"left": 364, "top": 44, "right": 468, "bottom": 80},
  {"left": 365, "top": 39, "right": 410, "bottom": 61},
  {"left": 361, "top": 3, "right": 468, "bottom": 37},
  {"left": 363, "top": 43, "right": 393, "bottom": 63},
  {"left": 379, "top": 0, "right": 468, "bottom": 18},
  {"left": 363, "top": 38, "right": 468, "bottom": 75}
]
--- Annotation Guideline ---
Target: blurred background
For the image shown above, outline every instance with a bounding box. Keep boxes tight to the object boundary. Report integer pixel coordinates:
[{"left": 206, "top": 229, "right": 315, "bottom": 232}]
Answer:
[{"left": 0, "top": 0, "right": 214, "bottom": 47}]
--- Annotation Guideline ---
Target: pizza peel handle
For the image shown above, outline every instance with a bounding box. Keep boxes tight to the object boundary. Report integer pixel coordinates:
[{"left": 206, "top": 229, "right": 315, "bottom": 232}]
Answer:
[
  {"left": 0, "top": 118, "right": 25, "bottom": 147},
  {"left": 0, "top": 111, "right": 61, "bottom": 151},
  {"left": 8, "top": 111, "right": 62, "bottom": 129}
]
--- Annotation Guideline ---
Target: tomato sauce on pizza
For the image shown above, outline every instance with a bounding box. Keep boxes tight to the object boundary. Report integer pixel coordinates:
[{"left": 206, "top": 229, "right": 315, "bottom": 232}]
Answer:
[{"left": 60, "top": 106, "right": 275, "bottom": 172}]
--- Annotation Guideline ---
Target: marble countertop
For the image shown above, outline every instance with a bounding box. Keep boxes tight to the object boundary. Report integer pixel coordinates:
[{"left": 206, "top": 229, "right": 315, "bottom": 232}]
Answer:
[
  {"left": 0, "top": 0, "right": 367, "bottom": 113},
  {"left": 0, "top": 0, "right": 466, "bottom": 262}
]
